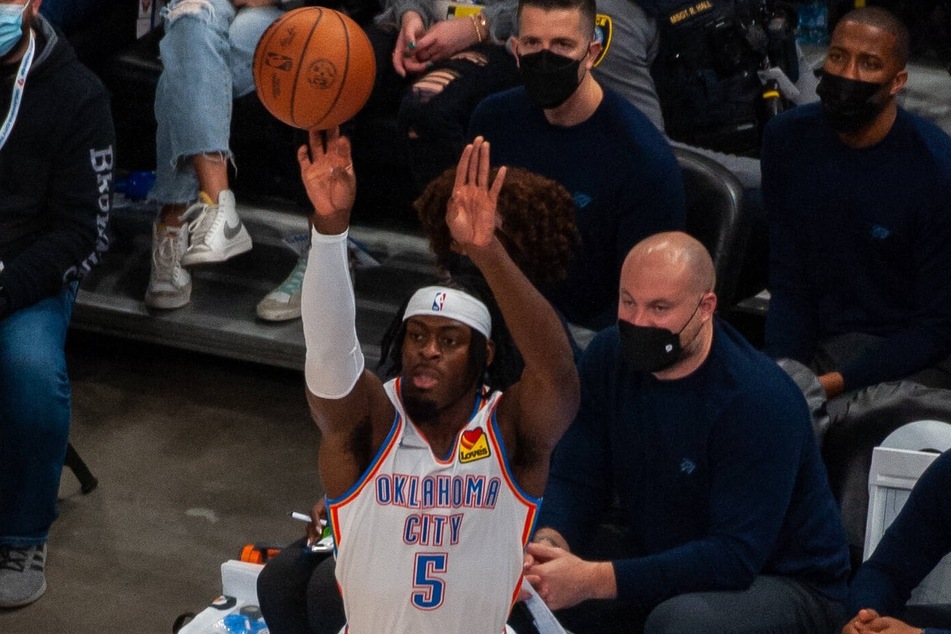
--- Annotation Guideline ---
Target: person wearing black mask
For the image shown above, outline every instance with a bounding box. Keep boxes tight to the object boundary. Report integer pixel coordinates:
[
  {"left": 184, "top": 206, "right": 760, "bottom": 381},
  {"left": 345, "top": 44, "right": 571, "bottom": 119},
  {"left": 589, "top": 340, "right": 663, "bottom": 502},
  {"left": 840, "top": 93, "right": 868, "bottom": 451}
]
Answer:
[
  {"left": 762, "top": 6, "right": 951, "bottom": 403},
  {"left": 523, "top": 231, "right": 850, "bottom": 634},
  {"left": 761, "top": 7, "right": 951, "bottom": 569},
  {"left": 469, "top": 0, "right": 686, "bottom": 337}
]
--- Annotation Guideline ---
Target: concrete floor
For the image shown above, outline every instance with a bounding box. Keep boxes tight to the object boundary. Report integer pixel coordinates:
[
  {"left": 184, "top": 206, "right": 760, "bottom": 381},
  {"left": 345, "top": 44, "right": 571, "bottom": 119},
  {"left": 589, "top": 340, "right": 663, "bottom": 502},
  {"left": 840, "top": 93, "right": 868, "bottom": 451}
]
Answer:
[{"left": 0, "top": 332, "right": 322, "bottom": 633}]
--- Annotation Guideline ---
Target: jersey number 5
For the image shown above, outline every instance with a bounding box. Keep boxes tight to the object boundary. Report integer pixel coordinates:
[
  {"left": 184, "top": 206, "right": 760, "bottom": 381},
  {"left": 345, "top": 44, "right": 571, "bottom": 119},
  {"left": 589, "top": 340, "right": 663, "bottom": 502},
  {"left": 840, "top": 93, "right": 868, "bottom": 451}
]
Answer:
[{"left": 412, "top": 553, "right": 447, "bottom": 610}]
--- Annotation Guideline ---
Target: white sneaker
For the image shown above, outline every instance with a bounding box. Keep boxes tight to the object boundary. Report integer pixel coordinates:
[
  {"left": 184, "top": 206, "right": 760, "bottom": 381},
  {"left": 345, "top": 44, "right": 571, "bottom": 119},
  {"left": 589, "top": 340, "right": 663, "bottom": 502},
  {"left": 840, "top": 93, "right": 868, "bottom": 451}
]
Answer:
[
  {"left": 145, "top": 223, "right": 192, "bottom": 309},
  {"left": 180, "top": 190, "right": 252, "bottom": 266},
  {"left": 256, "top": 253, "right": 308, "bottom": 322}
]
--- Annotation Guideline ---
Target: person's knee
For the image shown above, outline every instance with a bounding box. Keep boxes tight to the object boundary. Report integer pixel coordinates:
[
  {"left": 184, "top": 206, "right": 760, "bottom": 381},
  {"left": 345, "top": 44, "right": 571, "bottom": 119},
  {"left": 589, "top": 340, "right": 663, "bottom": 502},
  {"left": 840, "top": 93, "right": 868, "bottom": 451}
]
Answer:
[
  {"left": 229, "top": 6, "right": 282, "bottom": 51},
  {"left": 257, "top": 541, "right": 309, "bottom": 603},
  {"left": 1, "top": 339, "right": 67, "bottom": 401},
  {"left": 399, "top": 51, "right": 487, "bottom": 138},
  {"left": 400, "top": 69, "right": 462, "bottom": 137},
  {"left": 644, "top": 594, "right": 722, "bottom": 634},
  {"left": 0, "top": 369, "right": 69, "bottom": 436},
  {"left": 164, "top": 0, "right": 231, "bottom": 33},
  {"left": 166, "top": 0, "right": 212, "bottom": 23},
  {"left": 256, "top": 556, "right": 284, "bottom": 608}
]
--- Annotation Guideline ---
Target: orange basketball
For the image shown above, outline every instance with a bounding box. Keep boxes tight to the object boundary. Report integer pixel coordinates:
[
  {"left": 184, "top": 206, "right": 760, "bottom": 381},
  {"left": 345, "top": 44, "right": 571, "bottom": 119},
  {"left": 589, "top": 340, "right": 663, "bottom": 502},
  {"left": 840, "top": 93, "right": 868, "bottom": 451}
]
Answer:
[{"left": 253, "top": 8, "right": 376, "bottom": 130}]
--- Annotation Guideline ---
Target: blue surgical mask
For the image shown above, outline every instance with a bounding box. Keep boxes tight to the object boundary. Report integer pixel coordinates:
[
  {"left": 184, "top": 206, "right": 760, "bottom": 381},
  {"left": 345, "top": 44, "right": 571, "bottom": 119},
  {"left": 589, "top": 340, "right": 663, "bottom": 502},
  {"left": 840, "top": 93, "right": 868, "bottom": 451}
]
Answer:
[{"left": 0, "top": 1, "right": 29, "bottom": 59}]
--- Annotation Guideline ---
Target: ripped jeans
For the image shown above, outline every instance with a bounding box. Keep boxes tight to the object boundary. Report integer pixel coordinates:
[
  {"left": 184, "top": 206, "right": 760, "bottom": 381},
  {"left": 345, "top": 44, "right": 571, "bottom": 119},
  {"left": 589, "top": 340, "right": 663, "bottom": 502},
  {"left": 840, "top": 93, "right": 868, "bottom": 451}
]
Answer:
[
  {"left": 151, "top": 0, "right": 284, "bottom": 205},
  {"left": 362, "top": 25, "right": 520, "bottom": 197}
]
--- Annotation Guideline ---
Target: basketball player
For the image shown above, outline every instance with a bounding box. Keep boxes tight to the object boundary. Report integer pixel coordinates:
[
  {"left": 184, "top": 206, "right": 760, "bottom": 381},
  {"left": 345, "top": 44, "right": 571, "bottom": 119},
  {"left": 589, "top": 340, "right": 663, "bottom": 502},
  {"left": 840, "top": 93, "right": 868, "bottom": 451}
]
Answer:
[{"left": 298, "top": 128, "right": 579, "bottom": 633}]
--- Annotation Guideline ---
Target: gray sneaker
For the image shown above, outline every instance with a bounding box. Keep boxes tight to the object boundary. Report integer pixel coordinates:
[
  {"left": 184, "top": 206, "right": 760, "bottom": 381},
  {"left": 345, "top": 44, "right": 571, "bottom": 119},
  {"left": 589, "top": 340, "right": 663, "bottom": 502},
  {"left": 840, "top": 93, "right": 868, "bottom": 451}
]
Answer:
[
  {"left": 145, "top": 223, "right": 192, "bottom": 309},
  {"left": 256, "top": 253, "right": 308, "bottom": 322},
  {"left": 255, "top": 244, "right": 358, "bottom": 322},
  {"left": 181, "top": 190, "right": 252, "bottom": 266},
  {"left": 0, "top": 543, "right": 47, "bottom": 608}
]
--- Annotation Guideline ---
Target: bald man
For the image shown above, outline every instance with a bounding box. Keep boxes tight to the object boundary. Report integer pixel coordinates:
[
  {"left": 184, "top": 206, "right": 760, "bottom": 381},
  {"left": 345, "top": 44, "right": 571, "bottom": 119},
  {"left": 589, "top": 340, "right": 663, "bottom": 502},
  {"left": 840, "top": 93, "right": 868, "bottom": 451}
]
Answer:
[{"left": 523, "top": 232, "right": 851, "bottom": 634}]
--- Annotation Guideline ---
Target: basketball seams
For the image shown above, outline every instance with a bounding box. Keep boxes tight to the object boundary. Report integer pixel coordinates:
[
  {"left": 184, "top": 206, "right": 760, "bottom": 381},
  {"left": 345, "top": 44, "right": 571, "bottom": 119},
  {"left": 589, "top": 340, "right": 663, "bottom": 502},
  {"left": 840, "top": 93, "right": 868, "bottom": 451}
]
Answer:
[
  {"left": 252, "top": 18, "right": 281, "bottom": 118},
  {"left": 290, "top": 7, "right": 325, "bottom": 128},
  {"left": 312, "top": 10, "right": 350, "bottom": 129}
]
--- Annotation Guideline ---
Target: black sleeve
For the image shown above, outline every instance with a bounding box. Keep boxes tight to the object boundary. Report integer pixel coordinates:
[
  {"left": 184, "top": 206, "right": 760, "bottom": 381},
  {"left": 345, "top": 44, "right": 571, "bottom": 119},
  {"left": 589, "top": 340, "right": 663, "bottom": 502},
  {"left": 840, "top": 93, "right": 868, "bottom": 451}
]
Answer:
[{"left": 0, "top": 79, "right": 115, "bottom": 315}]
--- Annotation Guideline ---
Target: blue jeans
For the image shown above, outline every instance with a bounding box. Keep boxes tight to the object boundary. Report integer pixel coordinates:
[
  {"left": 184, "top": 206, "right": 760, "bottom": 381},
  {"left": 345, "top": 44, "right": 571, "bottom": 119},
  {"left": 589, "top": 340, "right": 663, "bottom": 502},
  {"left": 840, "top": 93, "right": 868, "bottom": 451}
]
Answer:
[
  {"left": 152, "top": 0, "right": 284, "bottom": 205},
  {"left": 0, "top": 284, "right": 77, "bottom": 546}
]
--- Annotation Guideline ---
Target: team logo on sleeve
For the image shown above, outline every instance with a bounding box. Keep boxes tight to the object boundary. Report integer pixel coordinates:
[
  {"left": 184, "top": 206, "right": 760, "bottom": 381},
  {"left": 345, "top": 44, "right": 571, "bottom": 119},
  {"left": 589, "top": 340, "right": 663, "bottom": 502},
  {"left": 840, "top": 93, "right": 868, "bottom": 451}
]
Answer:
[
  {"left": 459, "top": 428, "right": 491, "bottom": 463},
  {"left": 593, "top": 14, "right": 612, "bottom": 67}
]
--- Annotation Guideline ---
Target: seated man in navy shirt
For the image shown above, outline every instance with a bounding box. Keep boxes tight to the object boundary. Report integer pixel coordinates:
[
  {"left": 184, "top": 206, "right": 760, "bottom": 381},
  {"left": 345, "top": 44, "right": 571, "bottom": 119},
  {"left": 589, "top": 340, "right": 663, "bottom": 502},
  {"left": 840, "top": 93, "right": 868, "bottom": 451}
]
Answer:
[
  {"left": 469, "top": 0, "right": 685, "bottom": 332},
  {"left": 524, "top": 232, "right": 850, "bottom": 634},
  {"left": 845, "top": 449, "right": 951, "bottom": 634},
  {"left": 762, "top": 7, "right": 951, "bottom": 401}
]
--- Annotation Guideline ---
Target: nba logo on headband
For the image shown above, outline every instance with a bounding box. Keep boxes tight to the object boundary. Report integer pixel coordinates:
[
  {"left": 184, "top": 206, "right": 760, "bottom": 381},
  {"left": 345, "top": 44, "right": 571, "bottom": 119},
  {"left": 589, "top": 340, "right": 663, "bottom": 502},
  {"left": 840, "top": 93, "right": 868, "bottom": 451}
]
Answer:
[{"left": 404, "top": 286, "right": 492, "bottom": 339}]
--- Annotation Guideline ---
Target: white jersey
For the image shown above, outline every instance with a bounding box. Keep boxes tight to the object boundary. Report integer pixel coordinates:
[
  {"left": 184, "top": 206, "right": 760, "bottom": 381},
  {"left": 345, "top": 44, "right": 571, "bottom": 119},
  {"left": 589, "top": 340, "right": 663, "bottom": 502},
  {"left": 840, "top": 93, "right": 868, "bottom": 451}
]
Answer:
[{"left": 328, "top": 377, "right": 540, "bottom": 634}]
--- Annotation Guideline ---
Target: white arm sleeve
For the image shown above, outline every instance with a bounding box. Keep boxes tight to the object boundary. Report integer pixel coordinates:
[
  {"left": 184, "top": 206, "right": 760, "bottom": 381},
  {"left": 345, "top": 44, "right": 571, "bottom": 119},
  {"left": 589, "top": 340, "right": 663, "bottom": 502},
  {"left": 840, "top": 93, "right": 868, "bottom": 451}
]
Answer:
[{"left": 302, "top": 227, "right": 365, "bottom": 399}]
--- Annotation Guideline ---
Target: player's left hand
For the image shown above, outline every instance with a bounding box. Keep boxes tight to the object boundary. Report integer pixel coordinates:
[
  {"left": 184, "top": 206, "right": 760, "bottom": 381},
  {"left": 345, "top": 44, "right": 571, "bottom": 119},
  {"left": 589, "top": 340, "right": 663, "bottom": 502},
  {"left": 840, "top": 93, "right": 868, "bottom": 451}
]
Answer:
[{"left": 447, "top": 136, "right": 505, "bottom": 253}]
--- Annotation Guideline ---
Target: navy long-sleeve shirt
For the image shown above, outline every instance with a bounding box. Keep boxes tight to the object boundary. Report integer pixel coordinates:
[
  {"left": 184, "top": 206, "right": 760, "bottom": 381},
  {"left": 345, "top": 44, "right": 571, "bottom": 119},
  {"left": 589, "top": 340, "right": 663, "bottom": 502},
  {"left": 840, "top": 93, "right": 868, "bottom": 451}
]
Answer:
[
  {"left": 539, "top": 319, "right": 850, "bottom": 609},
  {"left": 849, "top": 448, "right": 951, "bottom": 633},
  {"left": 762, "top": 104, "right": 951, "bottom": 392},
  {"left": 469, "top": 87, "right": 685, "bottom": 331},
  {"left": 0, "top": 17, "right": 114, "bottom": 317}
]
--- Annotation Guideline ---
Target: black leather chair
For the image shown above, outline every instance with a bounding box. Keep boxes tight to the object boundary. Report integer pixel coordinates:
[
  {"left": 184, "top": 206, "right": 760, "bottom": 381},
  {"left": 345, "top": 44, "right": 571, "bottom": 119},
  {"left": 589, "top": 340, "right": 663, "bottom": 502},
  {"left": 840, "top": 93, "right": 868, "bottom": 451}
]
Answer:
[{"left": 673, "top": 147, "right": 749, "bottom": 312}]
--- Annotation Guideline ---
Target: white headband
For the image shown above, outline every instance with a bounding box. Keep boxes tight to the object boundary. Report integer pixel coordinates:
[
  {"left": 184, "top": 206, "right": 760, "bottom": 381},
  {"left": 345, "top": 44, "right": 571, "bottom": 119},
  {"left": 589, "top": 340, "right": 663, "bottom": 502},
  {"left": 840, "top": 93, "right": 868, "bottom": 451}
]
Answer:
[{"left": 403, "top": 286, "right": 492, "bottom": 339}]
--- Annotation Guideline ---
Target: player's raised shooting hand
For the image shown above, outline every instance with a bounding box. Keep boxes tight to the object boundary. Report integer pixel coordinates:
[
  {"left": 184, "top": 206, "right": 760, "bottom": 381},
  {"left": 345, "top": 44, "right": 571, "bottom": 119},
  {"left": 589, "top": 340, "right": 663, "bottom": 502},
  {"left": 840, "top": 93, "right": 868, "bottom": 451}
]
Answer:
[{"left": 298, "top": 126, "right": 355, "bottom": 235}]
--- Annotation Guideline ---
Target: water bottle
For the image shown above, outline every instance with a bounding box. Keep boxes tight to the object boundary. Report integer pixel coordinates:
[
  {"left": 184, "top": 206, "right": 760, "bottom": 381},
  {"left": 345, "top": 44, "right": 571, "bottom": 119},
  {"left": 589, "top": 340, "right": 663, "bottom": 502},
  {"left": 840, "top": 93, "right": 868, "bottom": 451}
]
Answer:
[
  {"left": 114, "top": 170, "right": 156, "bottom": 201},
  {"left": 204, "top": 605, "right": 269, "bottom": 633}
]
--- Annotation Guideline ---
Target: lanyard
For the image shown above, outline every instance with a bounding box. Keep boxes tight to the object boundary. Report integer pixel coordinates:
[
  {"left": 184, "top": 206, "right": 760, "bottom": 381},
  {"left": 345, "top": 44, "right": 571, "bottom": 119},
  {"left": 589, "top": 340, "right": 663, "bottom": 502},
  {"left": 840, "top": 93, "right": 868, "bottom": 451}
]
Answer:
[{"left": 0, "top": 30, "right": 34, "bottom": 153}]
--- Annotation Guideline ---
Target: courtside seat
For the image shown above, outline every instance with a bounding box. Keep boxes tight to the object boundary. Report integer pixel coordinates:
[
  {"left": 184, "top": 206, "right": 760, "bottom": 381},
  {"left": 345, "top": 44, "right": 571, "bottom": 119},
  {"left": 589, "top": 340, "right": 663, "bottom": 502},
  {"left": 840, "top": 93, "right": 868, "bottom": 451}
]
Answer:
[
  {"left": 823, "top": 388, "right": 951, "bottom": 572},
  {"left": 673, "top": 147, "right": 749, "bottom": 313},
  {"left": 865, "top": 433, "right": 951, "bottom": 620}
]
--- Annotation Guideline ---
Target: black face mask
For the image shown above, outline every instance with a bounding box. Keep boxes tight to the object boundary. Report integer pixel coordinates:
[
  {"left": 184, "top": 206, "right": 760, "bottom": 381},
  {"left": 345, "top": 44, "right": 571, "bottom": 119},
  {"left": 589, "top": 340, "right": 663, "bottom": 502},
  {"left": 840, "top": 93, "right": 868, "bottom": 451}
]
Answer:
[
  {"left": 816, "top": 71, "right": 889, "bottom": 133},
  {"left": 618, "top": 298, "right": 703, "bottom": 373},
  {"left": 518, "top": 49, "right": 585, "bottom": 110}
]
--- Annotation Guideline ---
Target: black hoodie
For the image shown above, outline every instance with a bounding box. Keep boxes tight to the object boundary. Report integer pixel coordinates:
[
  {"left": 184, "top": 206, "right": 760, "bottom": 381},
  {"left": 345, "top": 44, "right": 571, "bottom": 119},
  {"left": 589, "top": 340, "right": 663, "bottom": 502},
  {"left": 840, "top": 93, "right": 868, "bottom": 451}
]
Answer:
[{"left": 0, "top": 15, "right": 115, "bottom": 317}]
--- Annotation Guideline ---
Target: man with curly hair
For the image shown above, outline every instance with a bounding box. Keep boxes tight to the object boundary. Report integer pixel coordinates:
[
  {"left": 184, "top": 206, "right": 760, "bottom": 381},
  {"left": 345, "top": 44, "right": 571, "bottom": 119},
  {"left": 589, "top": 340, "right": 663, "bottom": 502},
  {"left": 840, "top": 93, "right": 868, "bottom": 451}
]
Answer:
[{"left": 414, "top": 165, "right": 579, "bottom": 291}]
